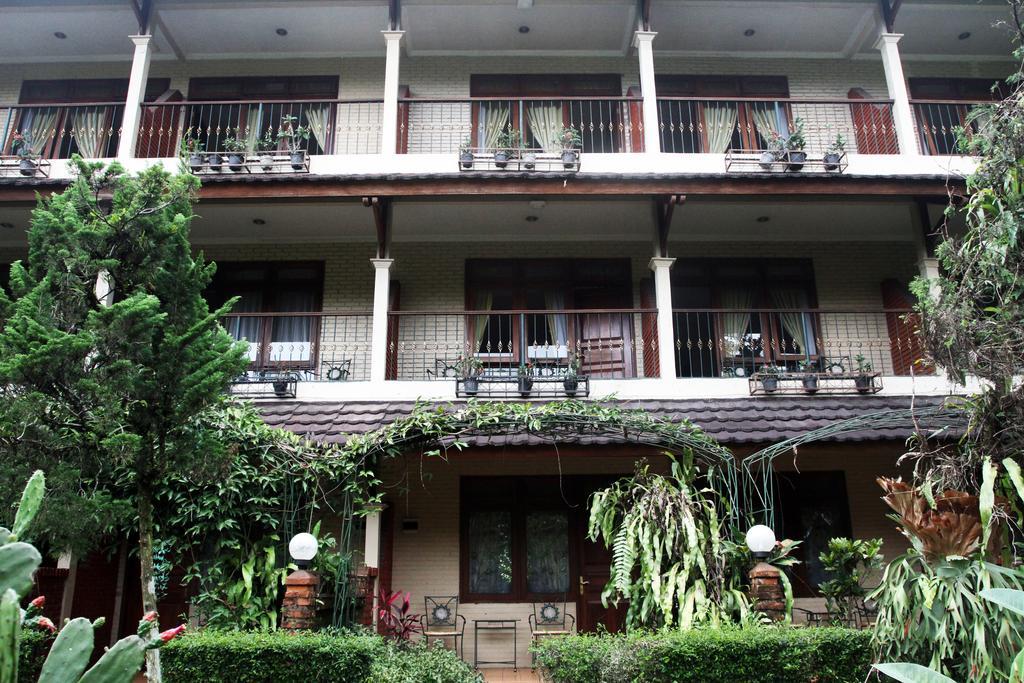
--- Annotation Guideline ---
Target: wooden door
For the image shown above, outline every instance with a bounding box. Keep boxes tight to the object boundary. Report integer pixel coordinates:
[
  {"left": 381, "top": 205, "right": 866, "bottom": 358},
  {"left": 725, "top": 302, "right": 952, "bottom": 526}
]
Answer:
[
  {"left": 574, "top": 289, "right": 634, "bottom": 379},
  {"left": 573, "top": 478, "right": 627, "bottom": 633},
  {"left": 137, "top": 89, "right": 183, "bottom": 158},
  {"left": 881, "top": 279, "right": 933, "bottom": 376},
  {"left": 848, "top": 87, "right": 897, "bottom": 154}
]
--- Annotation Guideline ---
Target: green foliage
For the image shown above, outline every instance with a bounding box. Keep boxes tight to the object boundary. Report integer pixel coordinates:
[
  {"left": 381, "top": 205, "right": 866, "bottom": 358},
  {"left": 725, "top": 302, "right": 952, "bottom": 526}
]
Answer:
[
  {"left": 17, "top": 630, "right": 52, "bottom": 683},
  {"left": 587, "top": 456, "right": 749, "bottom": 630},
  {"left": 162, "top": 630, "right": 477, "bottom": 683},
  {"left": 870, "top": 551, "right": 1024, "bottom": 682},
  {"left": 532, "top": 627, "right": 873, "bottom": 683},
  {"left": 818, "top": 537, "right": 883, "bottom": 623}
]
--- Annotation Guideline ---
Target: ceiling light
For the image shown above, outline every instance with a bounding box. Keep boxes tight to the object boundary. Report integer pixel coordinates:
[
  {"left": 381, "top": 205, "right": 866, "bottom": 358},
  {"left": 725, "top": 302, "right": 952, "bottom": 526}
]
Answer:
[
  {"left": 252, "top": 218, "right": 266, "bottom": 225},
  {"left": 517, "top": 0, "right": 534, "bottom": 8},
  {"left": 958, "top": 31, "right": 971, "bottom": 40},
  {"left": 518, "top": 25, "right": 530, "bottom": 34},
  {"left": 525, "top": 215, "right": 540, "bottom": 222},
  {"left": 528, "top": 200, "right": 547, "bottom": 209},
  {"left": 756, "top": 216, "right": 770, "bottom": 223},
  {"left": 743, "top": 29, "right": 756, "bottom": 37},
  {"left": 53, "top": 32, "right": 67, "bottom": 40},
  {"left": 276, "top": 28, "right": 288, "bottom": 36}
]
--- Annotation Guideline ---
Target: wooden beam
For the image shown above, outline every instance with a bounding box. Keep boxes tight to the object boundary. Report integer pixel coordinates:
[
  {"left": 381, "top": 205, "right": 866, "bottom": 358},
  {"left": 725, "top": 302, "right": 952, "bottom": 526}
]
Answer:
[
  {"left": 638, "top": 0, "right": 652, "bottom": 31},
  {"left": 388, "top": 0, "right": 400, "bottom": 31},
  {"left": 879, "top": 0, "right": 895, "bottom": 33},
  {"left": 655, "top": 194, "right": 684, "bottom": 257},
  {"left": 154, "top": 13, "right": 185, "bottom": 61},
  {"left": 363, "top": 196, "right": 391, "bottom": 258},
  {"left": 130, "top": 0, "right": 154, "bottom": 34},
  {"left": 915, "top": 198, "right": 945, "bottom": 257}
]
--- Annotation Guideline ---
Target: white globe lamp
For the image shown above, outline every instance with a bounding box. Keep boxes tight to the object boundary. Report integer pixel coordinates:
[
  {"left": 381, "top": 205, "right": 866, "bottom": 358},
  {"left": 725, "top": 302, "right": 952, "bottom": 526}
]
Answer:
[
  {"left": 289, "top": 532, "right": 319, "bottom": 569},
  {"left": 745, "top": 525, "right": 776, "bottom": 559}
]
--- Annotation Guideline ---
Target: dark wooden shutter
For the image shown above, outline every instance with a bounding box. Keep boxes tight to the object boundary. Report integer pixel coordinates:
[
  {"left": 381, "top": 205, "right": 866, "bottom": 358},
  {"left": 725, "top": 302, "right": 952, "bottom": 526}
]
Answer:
[
  {"left": 639, "top": 278, "right": 660, "bottom": 378},
  {"left": 848, "top": 87, "right": 898, "bottom": 154},
  {"left": 881, "top": 279, "right": 933, "bottom": 376},
  {"left": 385, "top": 281, "right": 401, "bottom": 380},
  {"left": 137, "top": 89, "right": 183, "bottom": 158}
]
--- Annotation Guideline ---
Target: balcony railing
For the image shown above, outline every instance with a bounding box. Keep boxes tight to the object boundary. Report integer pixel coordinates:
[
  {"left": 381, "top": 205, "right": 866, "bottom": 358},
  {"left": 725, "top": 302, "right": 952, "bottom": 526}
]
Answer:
[
  {"left": 671, "top": 308, "right": 929, "bottom": 379},
  {"left": 399, "top": 97, "right": 645, "bottom": 154},
  {"left": 387, "top": 309, "right": 658, "bottom": 382},
  {"left": 656, "top": 97, "right": 899, "bottom": 155},
  {"left": 911, "top": 99, "right": 991, "bottom": 156},
  {"left": 1, "top": 102, "right": 125, "bottom": 159},
  {"left": 134, "top": 99, "right": 384, "bottom": 158},
  {"left": 221, "top": 312, "right": 373, "bottom": 397}
]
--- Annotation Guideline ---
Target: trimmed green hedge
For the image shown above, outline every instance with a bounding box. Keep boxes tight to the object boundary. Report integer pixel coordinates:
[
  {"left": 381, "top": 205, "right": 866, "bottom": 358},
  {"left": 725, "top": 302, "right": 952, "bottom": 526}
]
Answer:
[
  {"left": 18, "top": 629, "right": 54, "bottom": 683},
  {"left": 532, "top": 627, "right": 873, "bottom": 683},
  {"left": 162, "top": 630, "right": 480, "bottom": 683}
]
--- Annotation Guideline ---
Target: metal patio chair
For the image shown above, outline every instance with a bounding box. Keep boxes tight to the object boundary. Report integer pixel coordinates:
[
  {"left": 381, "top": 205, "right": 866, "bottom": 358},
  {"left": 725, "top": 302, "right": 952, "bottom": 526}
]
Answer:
[
  {"left": 529, "top": 601, "right": 575, "bottom": 667},
  {"left": 420, "top": 596, "right": 466, "bottom": 660}
]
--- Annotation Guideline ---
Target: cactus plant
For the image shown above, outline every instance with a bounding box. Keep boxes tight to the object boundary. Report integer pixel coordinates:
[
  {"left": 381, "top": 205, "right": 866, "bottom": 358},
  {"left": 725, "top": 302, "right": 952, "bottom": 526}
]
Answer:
[{"left": 0, "top": 472, "right": 185, "bottom": 683}]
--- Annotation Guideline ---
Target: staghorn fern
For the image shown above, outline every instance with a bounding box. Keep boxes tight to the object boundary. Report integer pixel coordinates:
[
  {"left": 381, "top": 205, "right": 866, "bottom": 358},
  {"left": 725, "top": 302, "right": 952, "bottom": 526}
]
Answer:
[{"left": 587, "top": 453, "right": 750, "bottom": 631}]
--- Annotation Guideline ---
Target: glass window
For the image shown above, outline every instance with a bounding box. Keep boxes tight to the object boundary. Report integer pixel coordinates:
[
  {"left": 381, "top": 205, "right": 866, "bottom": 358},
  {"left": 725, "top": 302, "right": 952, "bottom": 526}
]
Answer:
[
  {"left": 526, "top": 511, "right": 570, "bottom": 594},
  {"left": 467, "top": 511, "right": 512, "bottom": 595}
]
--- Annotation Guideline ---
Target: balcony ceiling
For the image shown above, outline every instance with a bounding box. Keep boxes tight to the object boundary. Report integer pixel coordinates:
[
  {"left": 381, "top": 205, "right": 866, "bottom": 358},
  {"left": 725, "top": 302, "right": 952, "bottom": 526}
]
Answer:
[{"left": 0, "top": 0, "right": 1013, "bottom": 62}]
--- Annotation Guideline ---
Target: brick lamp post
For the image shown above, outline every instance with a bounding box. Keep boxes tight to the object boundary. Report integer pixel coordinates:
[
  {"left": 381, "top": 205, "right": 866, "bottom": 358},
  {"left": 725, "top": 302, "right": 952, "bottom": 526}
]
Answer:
[
  {"left": 282, "top": 532, "right": 320, "bottom": 630},
  {"left": 746, "top": 524, "right": 785, "bottom": 622}
]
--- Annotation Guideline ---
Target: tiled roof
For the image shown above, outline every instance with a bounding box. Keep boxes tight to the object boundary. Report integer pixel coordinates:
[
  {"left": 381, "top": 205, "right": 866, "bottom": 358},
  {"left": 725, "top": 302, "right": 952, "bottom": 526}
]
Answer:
[{"left": 257, "top": 395, "right": 956, "bottom": 447}]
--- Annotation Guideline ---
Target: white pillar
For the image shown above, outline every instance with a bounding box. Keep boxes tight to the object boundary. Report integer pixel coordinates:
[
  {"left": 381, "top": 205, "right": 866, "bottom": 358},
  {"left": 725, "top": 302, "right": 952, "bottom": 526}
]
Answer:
[
  {"left": 363, "top": 506, "right": 382, "bottom": 569},
  {"left": 874, "top": 33, "right": 918, "bottom": 156},
  {"left": 117, "top": 35, "right": 153, "bottom": 161},
  {"left": 381, "top": 31, "right": 405, "bottom": 155},
  {"left": 633, "top": 31, "right": 661, "bottom": 154},
  {"left": 369, "top": 258, "right": 394, "bottom": 383},
  {"left": 649, "top": 257, "right": 676, "bottom": 380}
]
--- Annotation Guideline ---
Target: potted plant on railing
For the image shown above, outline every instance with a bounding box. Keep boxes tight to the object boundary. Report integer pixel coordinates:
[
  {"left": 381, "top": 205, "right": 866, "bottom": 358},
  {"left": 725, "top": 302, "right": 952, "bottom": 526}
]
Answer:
[
  {"left": 563, "top": 353, "right": 582, "bottom": 397},
  {"left": 758, "top": 364, "right": 784, "bottom": 394},
  {"left": 455, "top": 354, "right": 484, "bottom": 396},
  {"left": 257, "top": 129, "right": 277, "bottom": 172},
  {"left": 784, "top": 117, "right": 807, "bottom": 171},
  {"left": 559, "top": 125, "right": 583, "bottom": 169},
  {"left": 11, "top": 132, "right": 39, "bottom": 176},
  {"left": 277, "top": 115, "right": 311, "bottom": 170},
  {"left": 206, "top": 142, "right": 223, "bottom": 171},
  {"left": 222, "top": 136, "right": 247, "bottom": 172},
  {"left": 517, "top": 362, "right": 534, "bottom": 397},
  {"left": 181, "top": 135, "right": 205, "bottom": 173},
  {"left": 759, "top": 131, "right": 785, "bottom": 170},
  {"left": 797, "top": 359, "right": 819, "bottom": 394},
  {"left": 853, "top": 354, "right": 873, "bottom": 393},
  {"left": 823, "top": 133, "right": 845, "bottom": 172},
  {"left": 494, "top": 128, "right": 522, "bottom": 169},
  {"left": 459, "top": 137, "right": 474, "bottom": 170}
]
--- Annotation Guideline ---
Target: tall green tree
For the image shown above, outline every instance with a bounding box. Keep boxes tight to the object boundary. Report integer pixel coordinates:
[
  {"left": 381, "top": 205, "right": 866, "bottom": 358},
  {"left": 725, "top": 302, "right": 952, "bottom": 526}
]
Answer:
[{"left": 0, "top": 159, "right": 248, "bottom": 681}]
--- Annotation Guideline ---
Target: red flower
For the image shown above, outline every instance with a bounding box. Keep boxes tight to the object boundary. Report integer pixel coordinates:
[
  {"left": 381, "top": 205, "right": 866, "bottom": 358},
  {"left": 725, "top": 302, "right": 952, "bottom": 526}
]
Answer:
[
  {"left": 36, "top": 617, "right": 56, "bottom": 633},
  {"left": 158, "top": 624, "right": 186, "bottom": 643},
  {"left": 29, "top": 596, "right": 45, "bottom": 609},
  {"left": 142, "top": 611, "right": 158, "bottom": 623}
]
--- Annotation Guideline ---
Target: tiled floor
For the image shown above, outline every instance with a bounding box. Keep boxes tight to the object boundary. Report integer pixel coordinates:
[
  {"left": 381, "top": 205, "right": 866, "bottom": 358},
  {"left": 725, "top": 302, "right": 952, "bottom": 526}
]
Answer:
[{"left": 480, "top": 667, "right": 542, "bottom": 682}]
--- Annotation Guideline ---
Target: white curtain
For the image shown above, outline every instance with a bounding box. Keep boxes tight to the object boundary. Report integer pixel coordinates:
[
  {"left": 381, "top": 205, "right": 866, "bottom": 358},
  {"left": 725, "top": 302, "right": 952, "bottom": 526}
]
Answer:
[
  {"left": 479, "top": 104, "right": 509, "bottom": 149},
  {"left": 226, "top": 294, "right": 264, "bottom": 362},
  {"left": 770, "top": 288, "right": 815, "bottom": 356},
  {"left": 270, "top": 290, "right": 316, "bottom": 362},
  {"left": 543, "top": 291, "right": 568, "bottom": 345},
  {"left": 473, "top": 291, "right": 493, "bottom": 352},
  {"left": 22, "top": 108, "right": 58, "bottom": 155},
  {"left": 72, "top": 107, "right": 106, "bottom": 158},
  {"left": 751, "top": 106, "right": 782, "bottom": 148},
  {"left": 305, "top": 106, "right": 330, "bottom": 154},
  {"left": 527, "top": 103, "right": 562, "bottom": 153},
  {"left": 244, "top": 108, "right": 261, "bottom": 152},
  {"left": 720, "top": 288, "right": 754, "bottom": 357},
  {"left": 704, "top": 104, "right": 738, "bottom": 153}
]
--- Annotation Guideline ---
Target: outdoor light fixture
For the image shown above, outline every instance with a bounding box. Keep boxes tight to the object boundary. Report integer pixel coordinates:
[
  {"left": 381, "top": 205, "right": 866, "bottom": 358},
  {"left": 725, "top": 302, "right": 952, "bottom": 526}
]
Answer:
[
  {"left": 958, "top": 31, "right": 971, "bottom": 40},
  {"left": 276, "top": 28, "right": 288, "bottom": 36},
  {"left": 288, "top": 532, "right": 318, "bottom": 569},
  {"left": 518, "top": 25, "right": 531, "bottom": 34},
  {"left": 54, "top": 32, "right": 67, "bottom": 39},
  {"left": 525, "top": 215, "right": 540, "bottom": 222},
  {"left": 252, "top": 218, "right": 266, "bottom": 225},
  {"left": 745, "top": 525, "right": 776, "bottom": 559},
  {"left": 0, "top": 222, "right": 14, "bottom": 229},
  {"left": 743, "top": 29, "right": 756, "bottom": 37},
  {"left": 756, "top": 216, "right": 770, "bottom": 223}
]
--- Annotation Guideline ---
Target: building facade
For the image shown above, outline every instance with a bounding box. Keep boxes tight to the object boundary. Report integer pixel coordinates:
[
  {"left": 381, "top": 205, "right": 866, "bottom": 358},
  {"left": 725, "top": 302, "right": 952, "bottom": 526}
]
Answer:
[{"left": 0, "top": 0, "right": 1013, "bottom": 666}]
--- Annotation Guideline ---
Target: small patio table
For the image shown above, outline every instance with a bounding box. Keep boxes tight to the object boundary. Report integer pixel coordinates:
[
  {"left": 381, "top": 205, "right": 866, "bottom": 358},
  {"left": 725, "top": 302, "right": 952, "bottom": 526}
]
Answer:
[{"left": 473, "top": 618, "right": 519, "bottom": 671}]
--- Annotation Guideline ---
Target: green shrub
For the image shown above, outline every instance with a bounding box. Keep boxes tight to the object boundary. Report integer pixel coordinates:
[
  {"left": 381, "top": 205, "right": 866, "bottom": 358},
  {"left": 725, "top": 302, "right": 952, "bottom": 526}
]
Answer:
[
  {"left": 162, "top": 629, "right": 481, "bottom": 683},
  {"left": 18, "top": 628, "right": 54, "bottom": 683},
  {"left": 533, "top": 627, "right": 873, "bottom": 683}
]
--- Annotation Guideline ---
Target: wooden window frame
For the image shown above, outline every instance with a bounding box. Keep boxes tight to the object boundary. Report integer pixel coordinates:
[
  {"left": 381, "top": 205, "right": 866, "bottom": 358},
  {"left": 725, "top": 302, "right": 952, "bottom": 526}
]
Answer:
[
  {"left": 206, "top": 261, "right": 325, "bottom": 371},
  {"left": 459, "top": 476, "right": 579, "bottom": 604}
]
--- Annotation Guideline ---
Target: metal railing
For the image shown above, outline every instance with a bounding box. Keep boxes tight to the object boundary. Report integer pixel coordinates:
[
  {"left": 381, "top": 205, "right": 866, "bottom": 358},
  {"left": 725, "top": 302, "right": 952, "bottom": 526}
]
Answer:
[
  {"left": 1, "top": 102, "right": 125, "bottom": 159},
  {"left": 221, "top": 312, "right": 373, "bottom": 394},
  {"left": 387, "top": 309, "right": 658, "bottom": 381},
  {"left": 910, "top": 99, "right": 991, "bottom": 156},
  {"left": 671, "top": 308, "right": 929, "bottom": 379},
  {"left": 656, "top": 97, "right": 899, "bottom": 155},
  {"left": 134, "top": 99, "right": 384, "bottom": 158},
  {"left": 399, "top": 96, "right": 645, "bottom": 154}
]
